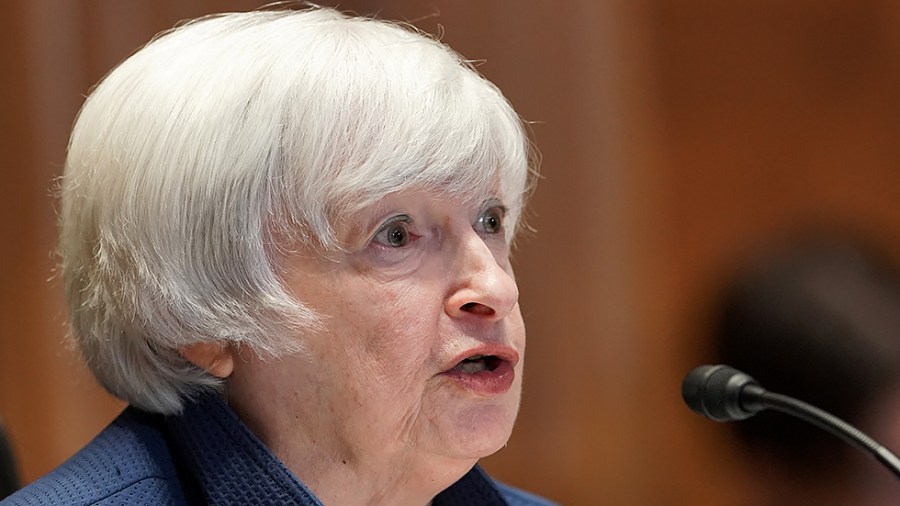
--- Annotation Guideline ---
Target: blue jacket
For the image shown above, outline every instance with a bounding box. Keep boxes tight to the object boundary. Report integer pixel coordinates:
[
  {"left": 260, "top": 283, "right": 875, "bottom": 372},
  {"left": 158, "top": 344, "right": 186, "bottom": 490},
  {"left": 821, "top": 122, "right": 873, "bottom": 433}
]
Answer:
[{"left": 2, "top": 394, "right": 555, "bottom": 505}]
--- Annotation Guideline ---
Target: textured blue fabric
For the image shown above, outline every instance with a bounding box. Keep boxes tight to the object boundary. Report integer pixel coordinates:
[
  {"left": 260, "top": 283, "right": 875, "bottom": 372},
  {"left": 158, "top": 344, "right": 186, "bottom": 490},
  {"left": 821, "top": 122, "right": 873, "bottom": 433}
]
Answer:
[
  {"left": 2, "top": 394, "right": 556, "bottom": 505},
  {"left": 1, "top": 409, "right": 186, "bottom": 506}
]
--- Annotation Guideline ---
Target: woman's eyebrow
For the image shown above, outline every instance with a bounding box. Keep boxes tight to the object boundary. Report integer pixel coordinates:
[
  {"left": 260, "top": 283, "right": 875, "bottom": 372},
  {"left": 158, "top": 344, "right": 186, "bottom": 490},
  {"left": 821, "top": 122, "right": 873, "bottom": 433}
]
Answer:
[{"left": 479, "top": 197, "right": 507, "bottom": 212}]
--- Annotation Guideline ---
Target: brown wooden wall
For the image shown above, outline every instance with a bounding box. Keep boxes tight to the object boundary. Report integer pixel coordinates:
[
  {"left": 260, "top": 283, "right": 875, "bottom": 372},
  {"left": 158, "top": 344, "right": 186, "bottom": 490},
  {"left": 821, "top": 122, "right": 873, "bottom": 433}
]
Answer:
[{"left": 3, "top": 1, "right": 900, "bottom": 504}]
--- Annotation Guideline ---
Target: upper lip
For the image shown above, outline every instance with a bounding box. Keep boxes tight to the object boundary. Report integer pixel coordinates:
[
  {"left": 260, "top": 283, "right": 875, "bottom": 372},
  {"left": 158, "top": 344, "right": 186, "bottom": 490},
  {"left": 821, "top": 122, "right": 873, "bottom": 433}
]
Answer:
[{"left": 444, "top": 344, "right": 520, "bottom": 372}]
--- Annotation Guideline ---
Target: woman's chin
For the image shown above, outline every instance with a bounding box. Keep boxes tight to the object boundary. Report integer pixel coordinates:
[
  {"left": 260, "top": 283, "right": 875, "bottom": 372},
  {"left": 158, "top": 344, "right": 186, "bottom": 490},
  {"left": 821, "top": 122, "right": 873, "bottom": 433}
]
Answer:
[{"left": 440, "top": 400, "right": 519, "bottom": 459}]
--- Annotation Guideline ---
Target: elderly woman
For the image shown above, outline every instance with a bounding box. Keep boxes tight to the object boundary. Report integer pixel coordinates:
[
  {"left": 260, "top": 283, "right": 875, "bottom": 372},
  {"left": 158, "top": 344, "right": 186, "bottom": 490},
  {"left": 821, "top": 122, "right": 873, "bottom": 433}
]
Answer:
[{"left": 4, "top": 7, "right": 553, "bottom": 506}]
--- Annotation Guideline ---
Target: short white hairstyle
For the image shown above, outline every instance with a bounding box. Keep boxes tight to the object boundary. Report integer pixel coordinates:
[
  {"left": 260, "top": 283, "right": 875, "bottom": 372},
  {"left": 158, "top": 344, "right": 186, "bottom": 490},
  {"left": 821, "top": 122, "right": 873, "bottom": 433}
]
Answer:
[{"left": 60, "top": 7, "right": 534, "bottom": 414}]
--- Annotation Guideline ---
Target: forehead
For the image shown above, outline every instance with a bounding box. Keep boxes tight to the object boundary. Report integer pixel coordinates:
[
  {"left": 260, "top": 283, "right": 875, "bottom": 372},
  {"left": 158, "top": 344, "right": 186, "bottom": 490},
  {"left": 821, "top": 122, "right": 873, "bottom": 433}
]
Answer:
[{"left": 347, "top": 172, "right": 503, "bottom": 214}]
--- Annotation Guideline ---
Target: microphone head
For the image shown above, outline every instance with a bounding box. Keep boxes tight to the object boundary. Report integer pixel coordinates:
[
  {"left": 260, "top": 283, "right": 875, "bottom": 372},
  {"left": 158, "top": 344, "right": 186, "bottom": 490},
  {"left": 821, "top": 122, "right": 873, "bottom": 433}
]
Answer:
[{"left": 682, "top": 364, "right": 764, "bottom": 421}]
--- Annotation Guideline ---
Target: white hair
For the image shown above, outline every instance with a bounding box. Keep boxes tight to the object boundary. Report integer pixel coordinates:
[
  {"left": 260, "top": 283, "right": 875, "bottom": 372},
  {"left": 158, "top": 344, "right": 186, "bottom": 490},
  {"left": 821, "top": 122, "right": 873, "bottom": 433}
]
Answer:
[{"left": 59, "top": 7, "right": 533, "bottom": 414}]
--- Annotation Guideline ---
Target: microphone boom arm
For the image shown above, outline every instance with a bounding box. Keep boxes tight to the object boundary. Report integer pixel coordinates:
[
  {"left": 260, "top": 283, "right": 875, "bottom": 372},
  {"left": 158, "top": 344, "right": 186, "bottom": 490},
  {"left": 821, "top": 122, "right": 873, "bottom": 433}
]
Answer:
[
  {"left": 683, "top": 364, "right": 900, "bottom": 480},
  {"left": 747, "top": 386, "right": 900, "bottom": 479}
]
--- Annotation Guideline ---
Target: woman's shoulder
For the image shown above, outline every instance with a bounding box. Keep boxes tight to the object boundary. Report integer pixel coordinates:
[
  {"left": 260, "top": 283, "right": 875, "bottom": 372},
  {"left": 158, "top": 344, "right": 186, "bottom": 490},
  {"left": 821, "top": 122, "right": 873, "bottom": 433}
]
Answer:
[
  {"left": 436, "top": 465, "right": 558, "bottom": 506},
  {"left": 0, "top": 408, "right": 187, "bottom": 506},
  {"left": 495, "top": 481, "right": 560, "bottom": 506}
]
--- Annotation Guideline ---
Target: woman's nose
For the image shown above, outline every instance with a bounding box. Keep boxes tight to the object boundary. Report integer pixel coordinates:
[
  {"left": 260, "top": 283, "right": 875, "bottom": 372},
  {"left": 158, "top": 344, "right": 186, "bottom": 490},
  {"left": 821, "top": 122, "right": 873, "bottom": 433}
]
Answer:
[{"left": 445, "top": 232, "right": 519, "bottom": 321}]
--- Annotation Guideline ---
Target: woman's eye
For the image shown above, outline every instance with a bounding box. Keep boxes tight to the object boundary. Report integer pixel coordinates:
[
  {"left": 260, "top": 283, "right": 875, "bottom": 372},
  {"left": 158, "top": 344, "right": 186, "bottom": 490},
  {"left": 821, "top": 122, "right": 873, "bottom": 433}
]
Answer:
[
  {"left": 476, "top": 206, "right": 505, "bottom": 235},
  {"left": 372, "top": 219, "right": 412, "bottom": 248}
]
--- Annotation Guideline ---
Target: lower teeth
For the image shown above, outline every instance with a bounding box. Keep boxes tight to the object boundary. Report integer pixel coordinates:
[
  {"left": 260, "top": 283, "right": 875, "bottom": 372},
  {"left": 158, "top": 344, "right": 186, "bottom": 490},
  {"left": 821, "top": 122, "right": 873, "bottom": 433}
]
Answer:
[{"left": 458, "top": 360, "right": 488, "bottom": 374}]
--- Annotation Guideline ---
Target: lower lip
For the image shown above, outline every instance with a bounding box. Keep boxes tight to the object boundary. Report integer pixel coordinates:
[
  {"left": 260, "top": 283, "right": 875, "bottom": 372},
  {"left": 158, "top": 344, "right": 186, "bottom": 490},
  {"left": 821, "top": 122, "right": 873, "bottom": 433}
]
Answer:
[{"left": 442, "top": 360, "right": 516, "bottom": 396}]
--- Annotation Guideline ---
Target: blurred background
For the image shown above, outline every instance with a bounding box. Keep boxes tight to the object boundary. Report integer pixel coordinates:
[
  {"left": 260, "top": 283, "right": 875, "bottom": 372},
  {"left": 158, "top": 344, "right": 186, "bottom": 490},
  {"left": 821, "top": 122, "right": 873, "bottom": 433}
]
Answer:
[{"left": 3, "top": 1, "right": 900, "bottom": 504}]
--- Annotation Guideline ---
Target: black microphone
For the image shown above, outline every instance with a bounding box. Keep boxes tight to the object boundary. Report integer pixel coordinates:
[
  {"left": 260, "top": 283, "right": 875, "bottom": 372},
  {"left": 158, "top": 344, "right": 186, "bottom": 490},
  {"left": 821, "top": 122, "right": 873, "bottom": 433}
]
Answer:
[{"left": 682, "top": 364, "right": 900, "bottom": 479}]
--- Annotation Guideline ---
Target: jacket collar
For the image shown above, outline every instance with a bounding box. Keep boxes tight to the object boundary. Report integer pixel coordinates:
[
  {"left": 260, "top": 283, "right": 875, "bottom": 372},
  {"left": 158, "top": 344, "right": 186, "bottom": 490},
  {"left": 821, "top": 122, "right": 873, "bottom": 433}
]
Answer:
[{"left": 164, "top": 393, "right": 508, "bottom": 506}]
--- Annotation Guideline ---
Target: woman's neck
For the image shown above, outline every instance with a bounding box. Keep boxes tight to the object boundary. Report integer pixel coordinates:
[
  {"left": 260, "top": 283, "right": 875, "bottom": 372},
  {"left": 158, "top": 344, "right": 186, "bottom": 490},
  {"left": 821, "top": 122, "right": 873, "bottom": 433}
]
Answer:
[{"left": 226, "top": 371, "right": 474, "bottom": 506}]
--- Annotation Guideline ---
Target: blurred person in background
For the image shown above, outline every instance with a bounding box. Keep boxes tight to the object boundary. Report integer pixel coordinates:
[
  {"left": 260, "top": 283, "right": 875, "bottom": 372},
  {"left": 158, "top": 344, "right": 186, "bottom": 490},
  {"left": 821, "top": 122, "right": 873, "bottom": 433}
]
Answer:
[
  {"left": 710, "top": 231, "right": 900, "bottom": 505},
  {"left": 0, "top": 420, "right": 18, "bottom": 500},
  {"left": 1, "top": 7, "right": 555, "bottom": 506}
]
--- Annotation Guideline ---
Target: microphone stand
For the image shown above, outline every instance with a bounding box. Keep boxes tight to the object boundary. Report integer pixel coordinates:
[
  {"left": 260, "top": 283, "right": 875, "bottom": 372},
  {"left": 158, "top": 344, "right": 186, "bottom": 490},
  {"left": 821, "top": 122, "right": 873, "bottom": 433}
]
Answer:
[
  {"left": 683, "top": 364, "right": 900, "bottom": 480},
  {"left": 743, "top": 384, "right": 900, "bottom": 479}
]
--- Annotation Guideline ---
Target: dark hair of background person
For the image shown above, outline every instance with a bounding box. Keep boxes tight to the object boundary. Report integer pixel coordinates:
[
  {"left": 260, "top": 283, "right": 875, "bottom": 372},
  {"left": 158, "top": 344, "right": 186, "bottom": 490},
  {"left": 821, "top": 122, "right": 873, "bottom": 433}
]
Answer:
[
  {"left": 0, "top": 419, "right": 19, "bottom": 499},
  {"left": 711, "top": 232, "right": 900, "bottom": 479}
]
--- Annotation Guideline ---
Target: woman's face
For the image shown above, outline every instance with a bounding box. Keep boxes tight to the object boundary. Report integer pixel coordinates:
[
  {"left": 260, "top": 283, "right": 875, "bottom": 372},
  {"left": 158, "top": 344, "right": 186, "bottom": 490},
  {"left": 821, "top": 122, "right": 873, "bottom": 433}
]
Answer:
[{"left": 233, "top": 189, "right": 525, "bottom": 475}]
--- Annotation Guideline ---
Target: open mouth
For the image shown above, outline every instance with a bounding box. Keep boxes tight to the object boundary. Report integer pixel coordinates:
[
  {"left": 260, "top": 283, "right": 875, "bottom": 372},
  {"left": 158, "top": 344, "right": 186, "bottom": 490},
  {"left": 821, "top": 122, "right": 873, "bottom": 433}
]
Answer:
[
  {"left": 444, "top": 350, "right": 517, "bottom": 396},
  {"left": 454, "top": 354, "right": 503, "bottom": 374}
]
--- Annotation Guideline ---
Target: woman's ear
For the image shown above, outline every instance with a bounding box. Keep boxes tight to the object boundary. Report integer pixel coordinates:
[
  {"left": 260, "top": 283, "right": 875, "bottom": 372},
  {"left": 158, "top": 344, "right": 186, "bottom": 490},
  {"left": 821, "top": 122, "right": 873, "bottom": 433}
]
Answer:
[{"left": 178, "top": 343, "right": 235, "bottom": 379}]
